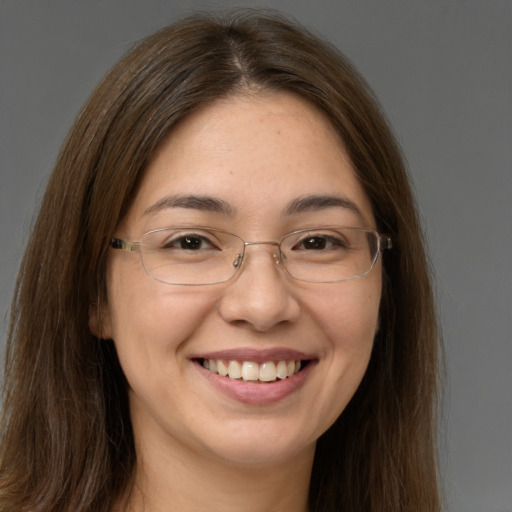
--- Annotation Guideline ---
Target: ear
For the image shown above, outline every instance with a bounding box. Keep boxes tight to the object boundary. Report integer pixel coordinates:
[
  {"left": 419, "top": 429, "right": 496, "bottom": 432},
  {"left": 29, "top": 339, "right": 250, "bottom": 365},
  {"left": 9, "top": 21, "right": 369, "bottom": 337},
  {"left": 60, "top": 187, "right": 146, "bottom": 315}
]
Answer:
[{"left": 89, "top": 302, "right": 113, "bottom": 339}]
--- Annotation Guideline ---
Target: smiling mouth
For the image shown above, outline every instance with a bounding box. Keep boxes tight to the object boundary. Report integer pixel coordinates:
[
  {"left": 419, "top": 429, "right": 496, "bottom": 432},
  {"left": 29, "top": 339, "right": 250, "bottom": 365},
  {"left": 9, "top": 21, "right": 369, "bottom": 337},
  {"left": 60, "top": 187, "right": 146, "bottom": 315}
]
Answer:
[{"left": 197, "top": 359, "right": 310, "bottom": 383}]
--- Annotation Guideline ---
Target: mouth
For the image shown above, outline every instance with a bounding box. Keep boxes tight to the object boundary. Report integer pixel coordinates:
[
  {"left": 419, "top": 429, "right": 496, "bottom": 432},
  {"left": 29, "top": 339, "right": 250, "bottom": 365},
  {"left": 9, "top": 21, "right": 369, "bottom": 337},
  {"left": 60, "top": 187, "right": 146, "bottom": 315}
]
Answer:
[
  {"left": 191, "top": 348, "right": 316, "bottom": 404},
  {"left": 196, "top": 358, "right": 312, "bottom": 383}
]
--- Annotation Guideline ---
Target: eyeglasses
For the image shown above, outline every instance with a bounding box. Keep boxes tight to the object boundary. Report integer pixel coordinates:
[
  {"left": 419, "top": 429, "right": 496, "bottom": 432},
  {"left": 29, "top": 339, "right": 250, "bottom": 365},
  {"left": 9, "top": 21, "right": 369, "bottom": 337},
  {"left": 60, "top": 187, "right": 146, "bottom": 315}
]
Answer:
[{"left": 110, "top": 226, "right": 392, "bottom": 285}]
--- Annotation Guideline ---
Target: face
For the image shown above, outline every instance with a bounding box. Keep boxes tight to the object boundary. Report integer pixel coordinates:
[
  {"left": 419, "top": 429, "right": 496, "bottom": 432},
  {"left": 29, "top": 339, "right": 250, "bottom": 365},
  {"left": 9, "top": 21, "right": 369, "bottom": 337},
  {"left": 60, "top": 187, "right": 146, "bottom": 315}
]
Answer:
[{"left": 99, "top": 92, "right": 381, "bottom": 470}]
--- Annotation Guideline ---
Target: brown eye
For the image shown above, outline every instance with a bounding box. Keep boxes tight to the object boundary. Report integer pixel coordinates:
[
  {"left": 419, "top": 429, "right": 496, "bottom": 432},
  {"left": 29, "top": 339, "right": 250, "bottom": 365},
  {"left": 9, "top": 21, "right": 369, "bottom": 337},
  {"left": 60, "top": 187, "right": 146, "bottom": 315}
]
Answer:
[
  {"left": 163, "top": 234, "right": 216, "bottom": 251},
  {"left": 179, "top": 236, "right": 203, "bottom": 250},
  {"left": 294, "top": 235, "right": 347, "bottom": 251},
  {"left": 302, "top": 237, "right": 326, "bottom": 249}
]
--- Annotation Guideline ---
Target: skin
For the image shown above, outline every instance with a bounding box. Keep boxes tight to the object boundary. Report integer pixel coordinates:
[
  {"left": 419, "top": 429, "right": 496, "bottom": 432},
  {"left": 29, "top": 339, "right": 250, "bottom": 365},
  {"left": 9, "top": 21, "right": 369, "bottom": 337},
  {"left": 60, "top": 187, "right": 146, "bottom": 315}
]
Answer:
[{"left": 95, "top": 91, "right": 382, "bottom": 511}]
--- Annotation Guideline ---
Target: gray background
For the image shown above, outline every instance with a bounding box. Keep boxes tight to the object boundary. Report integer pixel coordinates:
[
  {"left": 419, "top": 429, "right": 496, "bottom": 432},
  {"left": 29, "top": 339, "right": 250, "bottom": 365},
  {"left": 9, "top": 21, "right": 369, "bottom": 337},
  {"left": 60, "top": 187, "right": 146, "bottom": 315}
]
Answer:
[{"left": 1, "top": 1, "right": 511, "bottom": 511}]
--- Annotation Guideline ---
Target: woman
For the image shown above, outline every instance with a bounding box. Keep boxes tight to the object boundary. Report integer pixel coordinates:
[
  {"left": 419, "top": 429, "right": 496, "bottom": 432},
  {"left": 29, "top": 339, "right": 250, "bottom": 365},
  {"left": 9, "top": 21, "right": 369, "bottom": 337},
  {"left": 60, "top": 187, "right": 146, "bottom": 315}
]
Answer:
[{"left": 0, "top": 11, "right": 441, "bottom": 511}]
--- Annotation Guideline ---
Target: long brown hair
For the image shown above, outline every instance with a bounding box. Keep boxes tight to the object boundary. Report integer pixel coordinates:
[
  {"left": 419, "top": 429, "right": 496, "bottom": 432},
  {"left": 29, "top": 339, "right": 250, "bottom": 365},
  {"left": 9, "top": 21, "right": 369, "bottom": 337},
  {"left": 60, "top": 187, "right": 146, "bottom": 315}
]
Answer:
[{"left": 0, "top": 11, "right": 441, "bottom": 511}]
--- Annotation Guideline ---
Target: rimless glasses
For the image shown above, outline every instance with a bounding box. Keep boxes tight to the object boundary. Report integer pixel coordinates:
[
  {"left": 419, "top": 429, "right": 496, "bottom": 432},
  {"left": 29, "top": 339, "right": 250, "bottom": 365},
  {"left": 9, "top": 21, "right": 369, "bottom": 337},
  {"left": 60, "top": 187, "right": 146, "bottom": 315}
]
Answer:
[{"left": 110, "top": 226, "right": 392, "bottom": 286}]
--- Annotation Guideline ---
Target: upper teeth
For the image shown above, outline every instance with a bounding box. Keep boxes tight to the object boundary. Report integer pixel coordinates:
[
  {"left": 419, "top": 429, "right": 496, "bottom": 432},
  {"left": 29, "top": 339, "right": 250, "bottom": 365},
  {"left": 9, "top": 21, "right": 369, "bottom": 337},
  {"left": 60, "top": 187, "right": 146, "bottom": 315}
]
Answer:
[{"left": 202, "top": 359, "right": 301, "bottom": 382}]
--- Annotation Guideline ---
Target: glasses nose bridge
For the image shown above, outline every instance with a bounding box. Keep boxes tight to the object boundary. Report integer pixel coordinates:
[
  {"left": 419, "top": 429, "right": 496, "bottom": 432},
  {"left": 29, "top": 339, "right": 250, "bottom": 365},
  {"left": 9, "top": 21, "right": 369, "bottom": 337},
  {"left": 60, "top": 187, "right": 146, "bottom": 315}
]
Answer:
[
  {"left": 244, "top": 240, "right": 280, "bottom": 248},
  {"left": 240, "top": 239, "right": 282, "bottom": 266}
]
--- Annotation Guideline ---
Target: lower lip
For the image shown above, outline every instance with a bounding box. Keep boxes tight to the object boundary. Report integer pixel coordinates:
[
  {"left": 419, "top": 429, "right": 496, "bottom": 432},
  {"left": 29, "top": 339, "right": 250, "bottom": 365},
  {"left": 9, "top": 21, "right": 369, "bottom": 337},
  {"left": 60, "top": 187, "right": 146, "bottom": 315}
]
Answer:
[{"left": 195, "top": 361, "right": 316, "bottom": 405}]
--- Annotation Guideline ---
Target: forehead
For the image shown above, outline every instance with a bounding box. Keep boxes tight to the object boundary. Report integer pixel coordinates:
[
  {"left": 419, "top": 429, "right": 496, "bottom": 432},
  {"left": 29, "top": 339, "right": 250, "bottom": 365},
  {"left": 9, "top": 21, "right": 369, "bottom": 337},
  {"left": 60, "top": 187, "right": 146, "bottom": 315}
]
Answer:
[{"left": 122, "top": 91, "right": 375, "bottom": 231}]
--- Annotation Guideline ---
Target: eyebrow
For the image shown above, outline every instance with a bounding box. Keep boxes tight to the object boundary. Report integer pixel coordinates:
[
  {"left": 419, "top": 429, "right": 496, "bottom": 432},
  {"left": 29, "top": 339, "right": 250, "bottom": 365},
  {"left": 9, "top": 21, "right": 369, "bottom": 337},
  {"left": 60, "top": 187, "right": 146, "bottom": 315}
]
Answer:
[
  {"left": 284, "top": 194, "right": 364, "bottom": 219},
  {"left": 144, "top": 194, "right": 236, "bottom": 216},
  {"left": 144, "top": 193, "right": 364, "bottom": 221}
]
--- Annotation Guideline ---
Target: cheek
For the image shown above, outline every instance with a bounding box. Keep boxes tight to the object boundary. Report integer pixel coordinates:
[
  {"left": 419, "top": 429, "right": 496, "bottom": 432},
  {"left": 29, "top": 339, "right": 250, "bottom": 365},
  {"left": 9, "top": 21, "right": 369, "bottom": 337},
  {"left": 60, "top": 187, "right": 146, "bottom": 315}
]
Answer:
[
  {"left": 105, "top": 261, "right": 220, "bottom": 372},
  {"left": 315, "top": 277, "right": 381, "bottom": 348},
  {"left": 307, "top": 278, "right": 381, "bottom": 417}
]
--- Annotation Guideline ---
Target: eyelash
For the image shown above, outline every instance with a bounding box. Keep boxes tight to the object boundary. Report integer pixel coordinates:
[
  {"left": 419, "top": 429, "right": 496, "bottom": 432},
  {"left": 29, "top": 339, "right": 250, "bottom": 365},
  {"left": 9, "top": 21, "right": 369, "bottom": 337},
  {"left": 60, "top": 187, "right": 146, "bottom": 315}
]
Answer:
[
  {"left": 292, "top": 234, "right": 349, "bottom": 251},
  {"left": 162, "top": 233, "right": 218, "bottom": 249},
  {"left": 159, "top": 231, "right": 351, "bottom": 254}
]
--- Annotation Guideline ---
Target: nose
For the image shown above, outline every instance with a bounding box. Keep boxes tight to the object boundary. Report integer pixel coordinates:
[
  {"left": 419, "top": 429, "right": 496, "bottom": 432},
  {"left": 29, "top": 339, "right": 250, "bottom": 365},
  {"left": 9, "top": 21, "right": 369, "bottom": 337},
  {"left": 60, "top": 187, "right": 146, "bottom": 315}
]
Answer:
[{"left": 218, "top": 243, "right": 301, "bottom": 332}]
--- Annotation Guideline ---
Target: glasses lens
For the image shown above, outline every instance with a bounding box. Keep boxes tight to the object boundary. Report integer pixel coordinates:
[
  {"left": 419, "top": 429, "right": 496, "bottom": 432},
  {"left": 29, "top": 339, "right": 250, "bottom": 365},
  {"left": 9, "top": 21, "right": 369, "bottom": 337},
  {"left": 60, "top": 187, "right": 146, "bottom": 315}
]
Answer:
[
  {"left": 280, "top": 227, "right": 379, "bottom": 282},
  {"left": 140, "top": 228, "right": 244, "bottom": 285}
]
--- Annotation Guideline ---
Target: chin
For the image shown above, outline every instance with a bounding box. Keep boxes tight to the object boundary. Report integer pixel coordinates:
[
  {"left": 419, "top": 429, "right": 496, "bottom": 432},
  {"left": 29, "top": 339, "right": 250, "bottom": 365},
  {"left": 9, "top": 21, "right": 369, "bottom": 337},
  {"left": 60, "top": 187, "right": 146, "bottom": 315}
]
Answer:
[{"left": 197, "top": 417, "right": 318, "bottom": 469}]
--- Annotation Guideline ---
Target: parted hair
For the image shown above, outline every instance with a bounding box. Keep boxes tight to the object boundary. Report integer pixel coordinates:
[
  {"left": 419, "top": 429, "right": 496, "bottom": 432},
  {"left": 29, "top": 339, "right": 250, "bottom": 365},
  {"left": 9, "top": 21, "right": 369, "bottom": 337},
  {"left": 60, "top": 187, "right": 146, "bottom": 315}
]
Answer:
[{"left": 0, "top": 10, "right": 441, "bottom": 511}]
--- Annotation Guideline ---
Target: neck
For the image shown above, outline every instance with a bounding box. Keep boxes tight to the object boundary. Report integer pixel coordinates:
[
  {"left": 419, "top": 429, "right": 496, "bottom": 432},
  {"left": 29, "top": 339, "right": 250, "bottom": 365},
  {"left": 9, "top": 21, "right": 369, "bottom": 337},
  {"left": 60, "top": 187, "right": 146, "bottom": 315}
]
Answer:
[{"left": 116, "top": 436, "right": 314, "bottom": 512}]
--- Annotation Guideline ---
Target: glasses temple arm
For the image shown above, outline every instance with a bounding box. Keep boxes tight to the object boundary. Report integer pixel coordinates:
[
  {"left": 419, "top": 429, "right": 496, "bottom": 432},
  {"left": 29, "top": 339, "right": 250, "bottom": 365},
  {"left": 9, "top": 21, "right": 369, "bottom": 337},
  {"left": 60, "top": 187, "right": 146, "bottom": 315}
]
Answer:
[
  {"left": 110, "top": 238, "right": 141, "bottom": 252},
  {"left": 379, "top": 235, "right": 392, "bottom": 251}
]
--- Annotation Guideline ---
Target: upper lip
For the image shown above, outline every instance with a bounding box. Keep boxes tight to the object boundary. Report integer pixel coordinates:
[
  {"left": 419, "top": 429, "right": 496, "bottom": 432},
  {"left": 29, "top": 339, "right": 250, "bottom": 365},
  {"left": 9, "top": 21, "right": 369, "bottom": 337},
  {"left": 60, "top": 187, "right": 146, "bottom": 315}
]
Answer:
[{"left": 192, "top": 347, "right": 316, "bottom": 363}]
